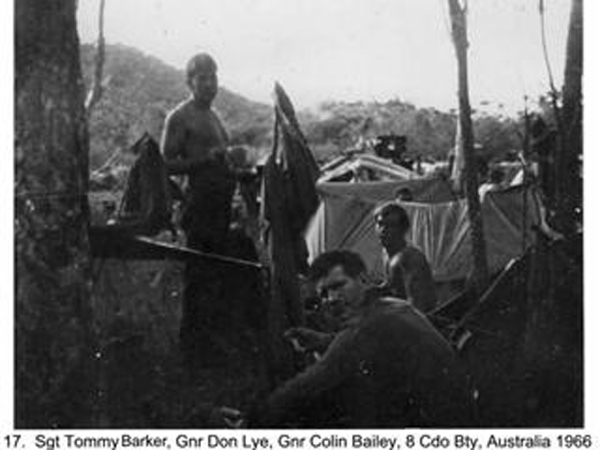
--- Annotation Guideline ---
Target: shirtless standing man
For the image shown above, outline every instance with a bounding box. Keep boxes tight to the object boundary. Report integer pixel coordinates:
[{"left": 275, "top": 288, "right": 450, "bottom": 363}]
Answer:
[
  {"left": 161, "top": 53, "right": 236, "bottom": 364},
  {"left": 374, "top": 202, "right": 437, "bottom": 314}
]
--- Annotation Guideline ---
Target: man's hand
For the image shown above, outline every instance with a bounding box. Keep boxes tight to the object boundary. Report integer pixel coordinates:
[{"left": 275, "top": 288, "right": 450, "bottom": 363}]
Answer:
[
  {"left": 284, "top": 327, "right": 334, "bottom": 353},
  {"left": 207, "top": 406, "right": 244, "bottom": 428}
]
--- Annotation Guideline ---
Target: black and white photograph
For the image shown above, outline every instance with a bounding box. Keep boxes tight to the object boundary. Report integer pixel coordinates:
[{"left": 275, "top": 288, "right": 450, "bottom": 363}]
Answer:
[{"left": 12, "top": 0, "right": 590, "bottom": 432}]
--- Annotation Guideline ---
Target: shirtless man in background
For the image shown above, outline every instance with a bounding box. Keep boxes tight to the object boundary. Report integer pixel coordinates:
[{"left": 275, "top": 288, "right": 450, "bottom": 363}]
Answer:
[
  {"left": 374, "top": 202, "right": 437, "bottom": 314},
  {"left": 161, "top": 53, "right": 236, "bottom": 366}
]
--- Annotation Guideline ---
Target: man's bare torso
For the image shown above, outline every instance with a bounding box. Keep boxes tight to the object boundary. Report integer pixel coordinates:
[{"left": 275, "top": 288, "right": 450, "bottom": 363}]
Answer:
[
  {"left": 161, "top": 98, "right": 233, "bottom": 197},
  {"left": 165, "top": 99, "right": 228, "bottom": 163},
  {"left": 384, "top": 245, "right": 437, "bottom": 313}
]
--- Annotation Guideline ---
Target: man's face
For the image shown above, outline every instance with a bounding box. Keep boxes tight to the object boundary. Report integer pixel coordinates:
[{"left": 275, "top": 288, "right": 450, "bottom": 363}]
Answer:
[
  {"left": 188, "top": 69, "right": 218, "bottom": 106},
  {"left": 375, "top": 211, "right": 405, "bottom": 250},
  {"left": 316, "top": 265, "right": 364, "bottom": 320}
]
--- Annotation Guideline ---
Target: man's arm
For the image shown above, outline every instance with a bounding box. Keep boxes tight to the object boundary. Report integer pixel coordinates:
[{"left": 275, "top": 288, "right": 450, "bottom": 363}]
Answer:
[
  {"left": 160, "top": 111, "right": 190, "bottom": 175},
  {"left": 386, "top": 255, "right": 406, "bottom": 299},
  {"left": 285, "top": 327, "right": 335, "bottom": 354},
  {"left": 398, "top": 250, "right": 437, "bottom": 313},
  {"left": 256, "top": 329, "right": 359, "bottom": 427}
]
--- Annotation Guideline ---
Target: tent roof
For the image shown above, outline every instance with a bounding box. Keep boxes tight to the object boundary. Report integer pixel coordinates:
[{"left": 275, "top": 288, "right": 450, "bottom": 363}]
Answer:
[
  {"left": 318, "top": 153, "right": 418, "bottom": 183},
  {"left": 317, "top": 177, "right": 455, "bottom": 204}
]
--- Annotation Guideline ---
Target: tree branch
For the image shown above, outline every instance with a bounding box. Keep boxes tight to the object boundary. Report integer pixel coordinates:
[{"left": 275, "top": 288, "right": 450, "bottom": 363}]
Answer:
[
  {"left": 538, "top": 0, "right": 563, "bottom": 135},
  {"left": 85, "top": 0, "right": 106, "bottom": 114}
]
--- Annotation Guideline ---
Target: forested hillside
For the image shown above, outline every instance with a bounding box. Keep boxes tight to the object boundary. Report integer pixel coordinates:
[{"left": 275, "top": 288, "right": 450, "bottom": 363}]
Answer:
[
  {"left": 82, "top": 44, "right": 524, "bottom": 169},
  {"left": 305, "top": 100, "right": 523, "bottom": 162},
  {"left": 81, "top": 44, "right": 273, "bottom": 169}
]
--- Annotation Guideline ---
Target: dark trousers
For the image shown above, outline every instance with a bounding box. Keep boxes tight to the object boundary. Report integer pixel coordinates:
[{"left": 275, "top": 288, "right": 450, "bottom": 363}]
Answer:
[{"left": 179, "top": 182, "right": 235, "bottom": 365}]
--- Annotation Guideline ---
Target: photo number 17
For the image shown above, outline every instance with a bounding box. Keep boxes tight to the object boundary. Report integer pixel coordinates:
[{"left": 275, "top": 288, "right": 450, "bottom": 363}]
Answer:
[{"left": 4, "top": 435, "right": 21, "bottom": 449}]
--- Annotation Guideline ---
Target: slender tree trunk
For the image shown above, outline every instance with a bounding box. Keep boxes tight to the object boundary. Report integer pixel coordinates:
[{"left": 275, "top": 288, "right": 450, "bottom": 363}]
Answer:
[
  {"left": 555, "top": 0, "right": 582, "bottom": 234},
  {"left": 447, "top": 0, "right": 489, "bottom": 293},
  {"left": 556, "top": 0, "right": 583, "bottom": 424},
  {"left": 15, "top": 0, "right": 95, "bottom": 427},
  {"left": 85, "top": 0, "right": 107, "bottom": 114},
  {"left": 517, "top": 0, "right": 583, "bottom": 426}
]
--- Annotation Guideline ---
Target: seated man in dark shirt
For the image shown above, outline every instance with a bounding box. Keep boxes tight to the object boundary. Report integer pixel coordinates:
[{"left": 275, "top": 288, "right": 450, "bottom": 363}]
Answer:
[
  {"left": 374, "top": 202, "right": 437, "bottom": 313},
  {"left": 254, "top": 250, "right": 475, "bottom": 428}
]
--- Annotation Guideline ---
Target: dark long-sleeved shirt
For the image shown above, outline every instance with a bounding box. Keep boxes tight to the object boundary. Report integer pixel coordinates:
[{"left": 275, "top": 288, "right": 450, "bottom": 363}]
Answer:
[{"left": 258, "top": 298, "right": 474, "bottom": 428}]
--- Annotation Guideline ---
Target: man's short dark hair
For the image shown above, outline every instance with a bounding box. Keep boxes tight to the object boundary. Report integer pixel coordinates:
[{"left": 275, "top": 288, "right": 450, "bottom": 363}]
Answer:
[
  {"left": 308, "top": 250, "right": 366, "bottom": 282},
  {"left": 373, "top": 202, "right": 410, "bottom": 231},
  {"left": 186, "top": 53, "right": 217, "bottom": 79}
]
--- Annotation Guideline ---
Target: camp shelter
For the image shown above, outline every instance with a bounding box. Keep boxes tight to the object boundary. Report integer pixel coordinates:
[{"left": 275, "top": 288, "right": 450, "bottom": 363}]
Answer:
[
  {"left": 318, "top": 152, "right": 418, "bottom": 183},
  {"left": 305, "top": 180, "right": 542, "bottom": 286}
]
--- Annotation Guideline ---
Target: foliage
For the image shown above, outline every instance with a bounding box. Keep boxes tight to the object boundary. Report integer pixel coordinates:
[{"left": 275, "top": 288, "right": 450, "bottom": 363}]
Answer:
[
  {"left": 304, "top": 100, "right": 524, "bottom": 164},
  {"left": 472, "top": 111, "right": 523, "bottom": 162},
  {"left": 304, "top": 100, "right": 458, "bottom": 161}
]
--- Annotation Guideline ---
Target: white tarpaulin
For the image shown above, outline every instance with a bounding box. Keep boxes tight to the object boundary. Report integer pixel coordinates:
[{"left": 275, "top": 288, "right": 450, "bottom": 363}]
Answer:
[{"left": 305, "top": 180, "right": 541, "bottom": 282}]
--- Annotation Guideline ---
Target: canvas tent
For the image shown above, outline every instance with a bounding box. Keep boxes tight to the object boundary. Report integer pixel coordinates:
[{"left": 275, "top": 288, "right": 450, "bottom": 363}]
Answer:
[{"left": 305, "top": 180, "right": 542, "bottom": 283}]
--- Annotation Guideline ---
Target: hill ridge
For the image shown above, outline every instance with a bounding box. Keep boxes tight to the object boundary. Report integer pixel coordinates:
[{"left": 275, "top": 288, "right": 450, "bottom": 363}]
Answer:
[{"left": 82, "top": 43, "right": 523, "bottom": 170}]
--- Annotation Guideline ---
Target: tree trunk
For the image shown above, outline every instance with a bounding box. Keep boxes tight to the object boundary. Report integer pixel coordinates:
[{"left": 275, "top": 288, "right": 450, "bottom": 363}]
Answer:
[
  {"left": 517, "top": 0, "right": 583, "bottom": 426},
  {"left": 15, "top": 0, "right": 95, "bottom": 427},
  {"left": 555, "top": 0, "right": 582, "bottom": 235},
  {"left": 447, "top": 0, "right": 489, "bottom": 293}
]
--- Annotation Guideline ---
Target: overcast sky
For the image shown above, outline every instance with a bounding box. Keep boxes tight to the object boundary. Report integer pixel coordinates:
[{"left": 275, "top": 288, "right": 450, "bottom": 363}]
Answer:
[{"left": 77, "top": 0, "right": 571, "bottom": 114}]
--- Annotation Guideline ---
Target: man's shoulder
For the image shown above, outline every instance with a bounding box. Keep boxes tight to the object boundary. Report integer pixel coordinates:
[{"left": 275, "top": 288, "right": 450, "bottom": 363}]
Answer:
[
  {"left": 376, "top": 296, "right": 412, "bottom": 309},
  {"left": 166, "top": 99, "right": 194, "bottom": 121},
  {"left": 397, "top": 245, "right": 429, "bottom": 267},
  {"left": 362, "top": 298, "right": 448, "bottom": 344},
  {"left": 361, "top": 298, "right": 417, "bottom": 326},
  {"left": 387, "top": 246, "right": 426, "bottom": 266},
  {"left": 402, "top": 245, "right": 427, "bottom": 258}
]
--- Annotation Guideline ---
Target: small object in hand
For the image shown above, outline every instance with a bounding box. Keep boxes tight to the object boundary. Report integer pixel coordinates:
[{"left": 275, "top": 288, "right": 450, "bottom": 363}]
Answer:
[
  {"left": 284, "top": 328, "right": 307, "bottom": 352},
  {"left": 285, "top": 327, "right": 327, "bottom": 353},
  {"left": 210, "top": 406, "right": 244, "bottom": 428}
]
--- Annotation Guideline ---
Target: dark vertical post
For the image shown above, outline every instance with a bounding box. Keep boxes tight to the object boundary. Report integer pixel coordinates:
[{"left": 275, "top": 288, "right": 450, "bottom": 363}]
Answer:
[{"left": 555, "top": 0, "right": 582, "bottom": 234}]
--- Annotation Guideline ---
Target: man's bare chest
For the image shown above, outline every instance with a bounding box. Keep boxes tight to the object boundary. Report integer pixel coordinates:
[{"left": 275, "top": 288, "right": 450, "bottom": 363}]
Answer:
[{"left": 181, "top": 110, "right": 227, "bottom": 153}]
